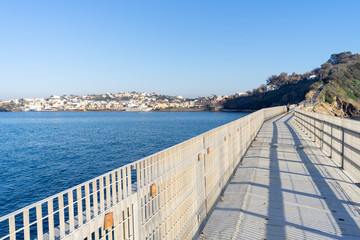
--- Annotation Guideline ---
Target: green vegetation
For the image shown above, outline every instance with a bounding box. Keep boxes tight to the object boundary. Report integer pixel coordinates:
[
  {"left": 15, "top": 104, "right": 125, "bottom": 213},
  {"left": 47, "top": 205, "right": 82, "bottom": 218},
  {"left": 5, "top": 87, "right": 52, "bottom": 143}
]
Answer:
[
  {"left": 347, "top": 92, "right": 358, "bottom": 100},
  {"left": 224, "top": 51, "right": 360, "bottom": 116},
  {"left": 335, "top": 88, "right": 345, "bottom": 94},
  {"left": 0, "top": 102, "right": 20, "bottom": 112},
  {"left": 312, "top": 81, "right": 322, "bottom": 89},
  {"left": 320, "top": 55, "right": 360, "bottom": 104},
  {"left": 325, "top": 94, "right": 334, "bottom": 103},
  {"left": 224, "top": 79, "right": 317, "bottom": 110},
  {"left": 266, "top": 72, "right": 315, "bottom": 86}
]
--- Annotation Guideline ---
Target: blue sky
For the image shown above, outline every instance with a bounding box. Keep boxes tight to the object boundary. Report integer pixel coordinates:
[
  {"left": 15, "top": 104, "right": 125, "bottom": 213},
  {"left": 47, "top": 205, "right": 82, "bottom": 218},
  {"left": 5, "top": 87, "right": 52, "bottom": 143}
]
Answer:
[{"left": 0, "top": 0, "right": 359, "bottom": 99}]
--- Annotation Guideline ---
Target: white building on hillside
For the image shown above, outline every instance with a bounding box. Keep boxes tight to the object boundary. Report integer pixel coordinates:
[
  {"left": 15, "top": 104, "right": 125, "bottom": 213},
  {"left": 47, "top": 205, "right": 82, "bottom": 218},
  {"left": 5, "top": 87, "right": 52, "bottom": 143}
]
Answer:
[{"left": 307, "top": 75, "right": 317, "bottom": 80}]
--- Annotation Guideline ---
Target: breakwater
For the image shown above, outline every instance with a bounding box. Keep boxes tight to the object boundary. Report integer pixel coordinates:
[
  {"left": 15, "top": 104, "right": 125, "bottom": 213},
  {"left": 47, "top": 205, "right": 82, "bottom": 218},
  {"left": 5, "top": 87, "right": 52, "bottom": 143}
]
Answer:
[{"left": 0, "top": 107, "right": 286, "bottom": 240}]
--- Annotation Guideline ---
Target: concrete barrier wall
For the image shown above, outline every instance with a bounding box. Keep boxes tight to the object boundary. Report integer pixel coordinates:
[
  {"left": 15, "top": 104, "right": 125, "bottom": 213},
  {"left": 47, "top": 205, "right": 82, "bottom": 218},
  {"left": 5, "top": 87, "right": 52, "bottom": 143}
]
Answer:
[
  {"left": 294, "top": 109, "right": 360, "bottom": 182},
  {"left": 0, "top": 106, "right": 286, "bottom": 240}
]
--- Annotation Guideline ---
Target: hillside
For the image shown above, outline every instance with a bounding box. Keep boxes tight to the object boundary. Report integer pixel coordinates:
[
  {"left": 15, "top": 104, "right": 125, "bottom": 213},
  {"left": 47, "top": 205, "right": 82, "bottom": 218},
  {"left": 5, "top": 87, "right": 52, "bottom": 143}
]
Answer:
[
  {"left": 312, "top": 53, "right": 360, "bottom": 117},
  {"left": 224, "top": 79, "right": 318, "bottom": 110},
  {"left": 224, "top": 52, "right": 360, "bottom": 117}
]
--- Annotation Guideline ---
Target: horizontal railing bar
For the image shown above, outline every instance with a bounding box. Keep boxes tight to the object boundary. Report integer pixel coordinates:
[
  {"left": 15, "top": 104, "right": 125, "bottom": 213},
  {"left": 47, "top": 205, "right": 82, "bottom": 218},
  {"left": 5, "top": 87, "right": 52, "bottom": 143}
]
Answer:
[
  {"left": 294, "top": 109, "right": 360, "bottom": 185},
  {"left": 0, "top": 169, "right": 128, "bottom": 222},
  {"left": 294, "top": 118, "right": 353, "bottom": 145},
  {"left": 295, "top": 111, "right": 360, "bottom": 135},
  {"left": 1, "top": 142, "right": 194, "bottom": 222}
]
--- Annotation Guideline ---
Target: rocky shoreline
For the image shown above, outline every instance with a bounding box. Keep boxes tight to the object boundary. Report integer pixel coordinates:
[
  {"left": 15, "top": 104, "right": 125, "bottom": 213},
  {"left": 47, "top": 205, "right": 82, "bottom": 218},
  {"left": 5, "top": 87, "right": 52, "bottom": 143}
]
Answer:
[{"left": 311, "top": 96, "right": 360, "bottom": 118}]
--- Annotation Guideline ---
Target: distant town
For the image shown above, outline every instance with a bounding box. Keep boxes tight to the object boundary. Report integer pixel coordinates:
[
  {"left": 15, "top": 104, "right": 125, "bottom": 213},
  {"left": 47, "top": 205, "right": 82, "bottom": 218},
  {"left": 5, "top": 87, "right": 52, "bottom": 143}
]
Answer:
[
  {"left": 0, "top": 71, "right": 323, "bottom": 113},
  {"left": 0, "top": 66, "right": 324, "bottom": 113},
  {"left": 0, "top": 79, "right": 297, "bottom": 112},
  {"left": 0, "top": 92, "right": 232, "bottom": 112}
]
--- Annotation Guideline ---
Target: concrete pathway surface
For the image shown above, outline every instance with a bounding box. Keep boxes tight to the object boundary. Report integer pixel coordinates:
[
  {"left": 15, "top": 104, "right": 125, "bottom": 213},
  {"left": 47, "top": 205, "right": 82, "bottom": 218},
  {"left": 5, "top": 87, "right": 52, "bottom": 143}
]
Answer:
[{"left": 200, "top": 113, "right": 360, "bottom": 240}]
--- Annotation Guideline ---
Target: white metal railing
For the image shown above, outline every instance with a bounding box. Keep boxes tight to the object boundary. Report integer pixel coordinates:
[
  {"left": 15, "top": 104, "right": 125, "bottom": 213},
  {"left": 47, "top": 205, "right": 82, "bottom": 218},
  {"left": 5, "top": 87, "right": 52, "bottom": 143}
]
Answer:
[
  {"left": 0, "top": 106, "right": 286, "bottom": 240},
  {"left": 294, "top": 109, "right": 360, "bottom": 182}
]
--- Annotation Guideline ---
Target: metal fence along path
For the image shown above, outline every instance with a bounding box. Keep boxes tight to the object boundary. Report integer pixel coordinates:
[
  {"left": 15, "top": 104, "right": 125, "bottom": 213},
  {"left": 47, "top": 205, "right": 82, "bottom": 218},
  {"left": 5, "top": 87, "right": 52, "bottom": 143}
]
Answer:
[
  {"left": 0, "top": 107, "right": 286, "bottom": 240},
  {"left": 294, "top": 109, "right": 360, "bottom": 182},
  {"left": 201, "top": 112, "right": 360, "bottom": 239}
]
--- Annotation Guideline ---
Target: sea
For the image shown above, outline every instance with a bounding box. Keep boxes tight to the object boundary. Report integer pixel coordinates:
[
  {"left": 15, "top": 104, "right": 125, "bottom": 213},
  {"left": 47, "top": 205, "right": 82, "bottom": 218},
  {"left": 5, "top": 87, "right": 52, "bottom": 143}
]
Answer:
[{"left": 0, "top": 111, "right": 248, "bottom": 217}]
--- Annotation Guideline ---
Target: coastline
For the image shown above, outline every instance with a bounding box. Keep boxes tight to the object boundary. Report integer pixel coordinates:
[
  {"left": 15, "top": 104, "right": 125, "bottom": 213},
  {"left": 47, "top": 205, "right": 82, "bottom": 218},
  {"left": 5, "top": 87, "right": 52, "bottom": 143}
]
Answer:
[
  {"left": 1, "top": 108, "right": 216, "bottom": 113},
  {"left": 221, "top": 108, "right": 255, "bottom": 112},
  {"left": 152, "top": 107, "right": 209, "bottom": 112}
]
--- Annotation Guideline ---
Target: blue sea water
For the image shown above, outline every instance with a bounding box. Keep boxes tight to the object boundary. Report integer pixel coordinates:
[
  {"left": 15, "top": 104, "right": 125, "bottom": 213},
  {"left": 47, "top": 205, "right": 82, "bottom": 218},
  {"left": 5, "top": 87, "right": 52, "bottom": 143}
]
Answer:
[{"left": 0, "top": 111, "right": 247, "bottom": 217}]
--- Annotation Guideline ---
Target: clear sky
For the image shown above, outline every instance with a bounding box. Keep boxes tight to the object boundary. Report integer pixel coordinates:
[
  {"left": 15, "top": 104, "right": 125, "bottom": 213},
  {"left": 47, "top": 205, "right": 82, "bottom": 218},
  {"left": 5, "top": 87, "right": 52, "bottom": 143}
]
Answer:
[{"left": 0, "top": 0, "right": 359, "bottom": 100}]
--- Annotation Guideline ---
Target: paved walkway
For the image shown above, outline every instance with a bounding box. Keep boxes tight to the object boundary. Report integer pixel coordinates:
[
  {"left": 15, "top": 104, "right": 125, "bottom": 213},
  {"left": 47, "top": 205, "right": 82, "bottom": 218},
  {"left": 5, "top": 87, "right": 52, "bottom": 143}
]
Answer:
[{"left": 200, "top": 113, "right": 360, "bottom": 240}]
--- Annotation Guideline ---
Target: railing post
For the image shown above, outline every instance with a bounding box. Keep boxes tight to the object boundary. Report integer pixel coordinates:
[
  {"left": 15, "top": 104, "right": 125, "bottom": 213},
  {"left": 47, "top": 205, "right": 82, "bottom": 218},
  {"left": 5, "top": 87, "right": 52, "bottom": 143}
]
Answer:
[
  {"left": 132, "top": 193, "right": 142, "bottom": 240},
  {"left": 330, "top": 124, "right": 333, "bottom": 158},
  {"left": 341, "top": 127, "right": 345, "bottom": 169},
  {"left": 313, "top": 117, "right": 316, "bottom": 142},
  {"left": 203, "top": 136, "right": 209, "bottom": 219},
  {"left": 320, "top": 120, "right": 324, "bottom": 150},
  {"left": 307, "top": 115, "right": 310, "bottom": 136},
  {"left": 132, "top": 163, "right": 143, "bottom": 240},
  {"left": 9, "top": 215, "right": 15, "bottom": 240}
]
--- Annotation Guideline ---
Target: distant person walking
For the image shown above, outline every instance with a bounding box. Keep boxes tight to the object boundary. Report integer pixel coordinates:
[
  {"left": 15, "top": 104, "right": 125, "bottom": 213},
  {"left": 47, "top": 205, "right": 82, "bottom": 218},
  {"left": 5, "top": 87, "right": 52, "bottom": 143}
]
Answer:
[{"left": 286, "top": 104, "right": 290, "bottom": 112}]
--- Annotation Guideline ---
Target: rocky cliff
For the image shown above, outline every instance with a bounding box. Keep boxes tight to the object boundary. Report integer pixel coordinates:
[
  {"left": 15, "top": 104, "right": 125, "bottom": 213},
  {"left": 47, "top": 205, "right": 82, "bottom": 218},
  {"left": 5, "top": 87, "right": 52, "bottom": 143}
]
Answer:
[
  {"left": 310, "top": 52, "right": 360, "bottom": 117},
  {"left": 312, "top": 97, "right": 360, "bottom": 117}
]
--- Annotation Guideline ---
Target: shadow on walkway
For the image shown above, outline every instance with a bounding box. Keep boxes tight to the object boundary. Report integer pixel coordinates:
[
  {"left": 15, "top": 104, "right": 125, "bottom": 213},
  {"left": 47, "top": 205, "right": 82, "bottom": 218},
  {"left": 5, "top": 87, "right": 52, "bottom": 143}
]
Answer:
[
  {"left": 280, "top": 115, "right": 359, "bottom": 238},
  {"left": 200, "top": 113, "right": 360, "bottom": 239},
  {"left": 265, "top": 113, "right": 286, "bottom": 238}
]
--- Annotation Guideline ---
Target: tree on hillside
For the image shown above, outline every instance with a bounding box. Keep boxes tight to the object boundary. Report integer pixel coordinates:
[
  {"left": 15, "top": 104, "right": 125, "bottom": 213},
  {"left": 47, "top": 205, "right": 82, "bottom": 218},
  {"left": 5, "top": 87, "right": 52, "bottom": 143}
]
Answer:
[
  {"left": 328, "top": 52, "right": 352, "bottom": 65},
  {"left": 259, "top": 84, "right": 267, "bottom": 92},
  {"left": 321, "top": 62, "right": 332, "bottom": 69},
  {"left": 289, "top": 72, "right": 302, "bottom": 83}
]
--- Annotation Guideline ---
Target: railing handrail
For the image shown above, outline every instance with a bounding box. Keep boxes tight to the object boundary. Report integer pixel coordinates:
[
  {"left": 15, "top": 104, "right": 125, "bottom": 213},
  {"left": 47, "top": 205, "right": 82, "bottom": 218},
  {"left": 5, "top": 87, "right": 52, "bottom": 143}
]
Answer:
[{"left": 295, "top": 109, "right": 360, "bottom": 135}]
